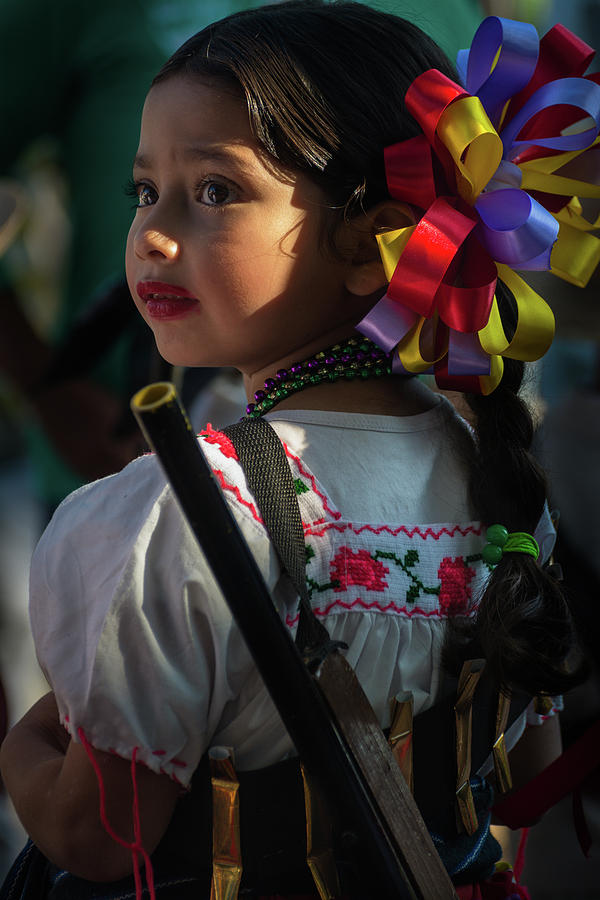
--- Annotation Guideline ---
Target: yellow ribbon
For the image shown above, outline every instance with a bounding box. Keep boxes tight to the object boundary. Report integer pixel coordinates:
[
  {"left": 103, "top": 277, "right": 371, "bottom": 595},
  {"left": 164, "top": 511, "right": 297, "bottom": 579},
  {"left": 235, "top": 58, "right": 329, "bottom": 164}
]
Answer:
[{"left": 437, "top": 95, "right": 503, "bottom": 204}]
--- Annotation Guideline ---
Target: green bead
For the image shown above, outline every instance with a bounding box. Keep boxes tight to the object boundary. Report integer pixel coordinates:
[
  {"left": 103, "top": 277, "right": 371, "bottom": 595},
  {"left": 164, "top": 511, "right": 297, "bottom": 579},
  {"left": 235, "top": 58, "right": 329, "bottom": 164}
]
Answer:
[
  {"left": 328, "top": 371, "right": 339, "bottom": 381},
  {"left": 309, "top": 374, "right": 321, "bottom": 384},
  {"left": 482, "top": 543, "right": 503, "bottom": 565},
  {"left": 486, "top": 524, "right": 509, "bottom": 547},
  {"left": 374, "top": 366, "right": 385, "bottom": 376},
  {"left": 344, "top": 370, "right": 356, "bottom": 379},
  {"left": 262, "top": 398, "right": 274, "bottom": 411},
  {"left": 360, "top": 368, "right": 370, "bottom": 379}
]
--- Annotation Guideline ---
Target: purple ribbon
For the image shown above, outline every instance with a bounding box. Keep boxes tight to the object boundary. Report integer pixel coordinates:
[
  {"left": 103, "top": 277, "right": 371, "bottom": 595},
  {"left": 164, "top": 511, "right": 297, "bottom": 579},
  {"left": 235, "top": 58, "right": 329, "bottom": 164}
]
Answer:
[
  {"left": 457, "top": 17, "right": 539, "bottom": 126},
  {"left": 475, "top": 189, "right": 559, "bottom": 269},
  {"left": 500, "top": 77, "right": 600, "bottom": 157},
  {"left": 458, "top": 18, "right": 600, "bottom": 272},
  {"left": 448, "top": 331, "right": 491, "bottom": 376},
  {"left": 357, "top": 294, "right": 416, "bottom": 353}
]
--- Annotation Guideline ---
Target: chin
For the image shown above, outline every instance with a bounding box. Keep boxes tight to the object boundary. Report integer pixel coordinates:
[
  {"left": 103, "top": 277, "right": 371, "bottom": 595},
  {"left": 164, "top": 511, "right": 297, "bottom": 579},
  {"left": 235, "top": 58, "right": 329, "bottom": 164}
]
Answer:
[{"left": 155, "top": 347, "right": 223, "bottom": 370}]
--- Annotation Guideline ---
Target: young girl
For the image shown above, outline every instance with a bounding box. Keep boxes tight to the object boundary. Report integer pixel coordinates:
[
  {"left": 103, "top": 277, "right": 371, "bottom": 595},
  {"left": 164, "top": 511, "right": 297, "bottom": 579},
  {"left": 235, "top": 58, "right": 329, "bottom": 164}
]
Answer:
[{"left": 1, "top": 1, "right": 597, "bottom": 897}]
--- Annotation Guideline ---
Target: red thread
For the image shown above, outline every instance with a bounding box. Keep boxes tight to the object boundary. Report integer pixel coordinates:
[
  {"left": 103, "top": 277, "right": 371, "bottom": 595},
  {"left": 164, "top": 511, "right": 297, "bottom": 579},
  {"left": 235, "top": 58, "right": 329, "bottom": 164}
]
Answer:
[
  {"left": 78, "top": 728, "right": 156, "bottom": 900},
  {"left": 200, "top": 426, "right": 239, "bottom": 460},
  {"left": 437, "top": 557, "right": 476, "bottom": 614},
  {"left": 285, "top": 595, "right": 473, "bottom": 626},
  {"left": 213, "top": 469, "right": 264, "bottom": 524},
  {"left": 330, "top": 547, "right": 389, "bottom": 592},
  {"left": 280, "top": 441, "right": 342, "bottom": 520},
  {"left": 304, "top": 522, "right": 483, "bottom": 538}
]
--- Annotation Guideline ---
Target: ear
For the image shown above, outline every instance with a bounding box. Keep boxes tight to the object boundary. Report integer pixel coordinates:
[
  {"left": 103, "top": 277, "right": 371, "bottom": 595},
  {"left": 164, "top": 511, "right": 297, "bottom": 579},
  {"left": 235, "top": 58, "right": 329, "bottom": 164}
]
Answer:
[{"left": 344, "top": 200, "right": 416, "bottom": 297}]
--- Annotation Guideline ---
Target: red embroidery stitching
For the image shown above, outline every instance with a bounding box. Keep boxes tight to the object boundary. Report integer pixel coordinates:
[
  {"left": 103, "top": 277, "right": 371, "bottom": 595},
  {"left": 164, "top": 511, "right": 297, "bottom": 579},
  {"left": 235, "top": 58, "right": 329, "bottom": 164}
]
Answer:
[
  {"left": 213, "top": 469, "right": 265, "bottom": 524},
  {"left": 280, "top": 440, "right": 342, "bottom": 520},
  {"left": 200, "top": 425, "right": 239, "bottom": 460},
  {"left": 285, "top": 595, "right": 466, "bottom": 626},
  {"left": 304, "top": 522, "right": 483, "bottom": 538},
  {"left": 330, "top": 547, "right": 389, "bottom": 592},
  {"left": 437, "top": 557, "right": 476, "bottom": 615}
]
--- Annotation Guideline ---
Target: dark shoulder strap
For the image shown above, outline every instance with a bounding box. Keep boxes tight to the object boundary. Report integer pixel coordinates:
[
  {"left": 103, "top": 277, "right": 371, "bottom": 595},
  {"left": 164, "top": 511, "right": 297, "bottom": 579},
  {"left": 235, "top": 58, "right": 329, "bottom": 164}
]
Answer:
[
  {"left": 223, "top": 418, "right": 340, "bottom": 666},
  {"left": 224, "top": 418, "right": 307, "bottom": 598}
]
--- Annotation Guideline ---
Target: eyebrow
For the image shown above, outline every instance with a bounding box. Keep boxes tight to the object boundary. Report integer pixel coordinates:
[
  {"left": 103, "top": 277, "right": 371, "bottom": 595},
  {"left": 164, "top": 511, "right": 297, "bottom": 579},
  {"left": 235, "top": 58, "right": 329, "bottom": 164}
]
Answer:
[{"left": 133, "top": 145, "right": 253, "bottom": 171}]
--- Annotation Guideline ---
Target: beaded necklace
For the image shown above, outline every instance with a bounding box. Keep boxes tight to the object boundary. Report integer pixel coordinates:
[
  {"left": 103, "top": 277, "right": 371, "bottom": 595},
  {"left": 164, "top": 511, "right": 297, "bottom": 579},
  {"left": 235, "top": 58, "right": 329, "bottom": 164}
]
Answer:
[{"left": 245, "top": 336, "right": 392, "bottom": 418}]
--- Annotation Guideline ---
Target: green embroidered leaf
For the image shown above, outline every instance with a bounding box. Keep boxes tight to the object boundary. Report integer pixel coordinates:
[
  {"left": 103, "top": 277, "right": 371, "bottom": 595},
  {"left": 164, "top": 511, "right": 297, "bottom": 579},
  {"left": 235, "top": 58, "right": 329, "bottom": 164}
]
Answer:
[
  {"left": 406, "top": 584, "right": 420, "bottom": 603},
  {"left": 294, "top": 478, "right": 309, "bottom": 495},
  {"left": 305, "top": 544, "right": 315, "bottom": 563},
  {"left": 404, "top": 549, "right": 419, "bottom": 567}
]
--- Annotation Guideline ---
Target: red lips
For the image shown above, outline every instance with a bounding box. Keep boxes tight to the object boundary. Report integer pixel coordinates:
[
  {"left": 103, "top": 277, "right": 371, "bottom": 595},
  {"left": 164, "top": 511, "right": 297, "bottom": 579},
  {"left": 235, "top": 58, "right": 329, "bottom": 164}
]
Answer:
[
  {"left": 136, "top": 281, "right": 197, "bottom": 301},
  {"left": 136, "top": 281, "right": 198, "bottom": 320}
]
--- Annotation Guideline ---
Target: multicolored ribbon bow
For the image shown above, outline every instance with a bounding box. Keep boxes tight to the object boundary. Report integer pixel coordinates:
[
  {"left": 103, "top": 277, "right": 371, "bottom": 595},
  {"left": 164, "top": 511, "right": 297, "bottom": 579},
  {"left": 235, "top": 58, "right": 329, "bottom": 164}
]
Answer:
[{"left": 358, "top": 16, "right": 600, "bottom": 393}]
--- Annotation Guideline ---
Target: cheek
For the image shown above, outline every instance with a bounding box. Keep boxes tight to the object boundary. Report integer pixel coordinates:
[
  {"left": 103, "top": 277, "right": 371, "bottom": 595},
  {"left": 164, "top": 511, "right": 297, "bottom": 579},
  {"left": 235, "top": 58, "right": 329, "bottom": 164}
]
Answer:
[
  {"left": 125, "top": 230, "right": 136, "bottom": 290},
  {"left": 124, "top": 231, "right": 146, "bottom": 315}
]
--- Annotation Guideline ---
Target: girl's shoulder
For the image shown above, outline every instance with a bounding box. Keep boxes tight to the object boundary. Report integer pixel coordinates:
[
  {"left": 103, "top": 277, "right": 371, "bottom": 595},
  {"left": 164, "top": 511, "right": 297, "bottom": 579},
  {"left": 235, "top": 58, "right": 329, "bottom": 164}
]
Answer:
[{"left": 44, "top": 427, "right": 273, "bottom": 545}]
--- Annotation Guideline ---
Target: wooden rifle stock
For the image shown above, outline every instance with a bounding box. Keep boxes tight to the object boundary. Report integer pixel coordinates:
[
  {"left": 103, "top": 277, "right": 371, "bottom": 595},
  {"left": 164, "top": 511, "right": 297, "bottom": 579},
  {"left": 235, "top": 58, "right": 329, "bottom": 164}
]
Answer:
[{"left": 131, "top": 382, "right": 457, "bottom": 900}]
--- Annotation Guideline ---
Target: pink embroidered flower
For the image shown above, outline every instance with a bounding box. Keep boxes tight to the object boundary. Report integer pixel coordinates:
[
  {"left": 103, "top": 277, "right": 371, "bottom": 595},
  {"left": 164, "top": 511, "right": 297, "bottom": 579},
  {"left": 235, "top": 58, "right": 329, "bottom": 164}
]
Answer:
[
  {"left": 200, "top": 424, "right": 238, "bottom": 459},
  {"left": 330, "top": 546, "right": 389, "bottom": 592},
  {"left": 437, "top": 557, "right": 475, "bottom": 615}
]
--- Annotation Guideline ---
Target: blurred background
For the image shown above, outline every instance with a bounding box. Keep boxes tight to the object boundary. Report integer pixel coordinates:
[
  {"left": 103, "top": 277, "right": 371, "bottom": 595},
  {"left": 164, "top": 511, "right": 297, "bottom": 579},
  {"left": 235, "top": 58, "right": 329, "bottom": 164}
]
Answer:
[{"left": 0, "top": 0, "right": 599, "bottom": 895}]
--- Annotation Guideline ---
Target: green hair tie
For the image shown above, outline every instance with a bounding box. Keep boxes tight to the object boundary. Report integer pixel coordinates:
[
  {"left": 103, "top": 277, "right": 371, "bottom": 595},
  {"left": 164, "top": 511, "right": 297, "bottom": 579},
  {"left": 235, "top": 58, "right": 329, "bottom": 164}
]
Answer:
[{"left": 482, "top": 525, "right": 540, "bottom": 565}]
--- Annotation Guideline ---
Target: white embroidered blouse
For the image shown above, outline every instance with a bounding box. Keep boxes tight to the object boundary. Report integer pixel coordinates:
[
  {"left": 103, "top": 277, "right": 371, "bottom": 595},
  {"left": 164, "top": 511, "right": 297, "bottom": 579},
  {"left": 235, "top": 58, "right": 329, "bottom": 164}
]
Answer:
[{"left": 30, "top": 397, "right": 555, "bottom": 787}]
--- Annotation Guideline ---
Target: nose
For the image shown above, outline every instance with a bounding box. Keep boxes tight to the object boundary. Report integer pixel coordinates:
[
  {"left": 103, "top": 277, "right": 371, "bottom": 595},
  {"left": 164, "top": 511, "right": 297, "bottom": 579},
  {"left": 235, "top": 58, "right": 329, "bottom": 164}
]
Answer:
[{"left": 133, "top": 224, "right": 180, "bottom": 261}]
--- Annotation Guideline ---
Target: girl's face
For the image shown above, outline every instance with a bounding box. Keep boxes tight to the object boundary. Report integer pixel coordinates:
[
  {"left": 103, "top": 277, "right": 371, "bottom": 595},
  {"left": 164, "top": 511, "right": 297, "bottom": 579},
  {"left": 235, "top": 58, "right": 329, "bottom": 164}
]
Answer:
[{"left": 126, "top": 76, "right": 362, "bottom": 378}]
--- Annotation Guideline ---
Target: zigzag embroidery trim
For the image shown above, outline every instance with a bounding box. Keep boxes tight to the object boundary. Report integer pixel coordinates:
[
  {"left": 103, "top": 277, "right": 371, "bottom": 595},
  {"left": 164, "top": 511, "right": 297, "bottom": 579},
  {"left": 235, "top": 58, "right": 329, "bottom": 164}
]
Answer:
[
  {"left": 304, "top": 522, "right": 483, "bottom": 539},
  {"left": 198, "top": 428, "right": 338, "bottom": 526},
  {"left": 278, "top": 439, "right": 342, "bottom": 521},
  {"left": 285, "top": 594, "right": 479, "bottom": 626},
  {"left": 212, "top": 469, "right": 264, "bottom": 525}
]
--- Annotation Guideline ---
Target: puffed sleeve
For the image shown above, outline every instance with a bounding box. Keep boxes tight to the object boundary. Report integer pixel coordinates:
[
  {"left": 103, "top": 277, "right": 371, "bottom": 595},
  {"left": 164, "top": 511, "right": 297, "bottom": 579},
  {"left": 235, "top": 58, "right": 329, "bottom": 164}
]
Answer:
[{"left": 30, "top": 447, "right": 283, "bottom": 786}]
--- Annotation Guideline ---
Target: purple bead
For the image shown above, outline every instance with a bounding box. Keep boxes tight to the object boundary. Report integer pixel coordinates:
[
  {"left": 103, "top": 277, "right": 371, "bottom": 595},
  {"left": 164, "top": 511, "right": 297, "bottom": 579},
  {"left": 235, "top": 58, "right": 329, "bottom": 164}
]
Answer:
[
  {"left": 355, "top": 351, "right": 366, "bottom": 362},
  {"left": 246, "top": 402, "right": 256, "bottom": 415},
  {"left": 254, "top": 389, "right": 266, "bottom": 402},
  {"left": 370, "top": 350, "right": 381, "bottom": 359},
  {"left": 276, "top": 368, "right": 289, "bottom": 381},
  {"left": 264, "top": 378, "right": 277, "bottom": 391},
  {"left": 307, "top": 359, "right": 319, "bottom": 370},
  {"left": 290, "top": 363, "right": 303, "bottom": 375},
  {"left": 341, "top": 353, "right": 352, "bottom": 363},
  {"left": 325, "top": 356, "right": 336, "bottom": 366}
]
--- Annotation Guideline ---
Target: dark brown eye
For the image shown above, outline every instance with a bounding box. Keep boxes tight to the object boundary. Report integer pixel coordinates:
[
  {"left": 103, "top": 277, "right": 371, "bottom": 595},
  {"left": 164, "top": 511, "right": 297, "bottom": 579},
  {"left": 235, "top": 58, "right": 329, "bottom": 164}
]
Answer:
[
  {"left": 200, "top": 180, "right": 233, "bottom": 206},
  {"left": 138, "top": 184, "right": 156, "bottom": 207}
]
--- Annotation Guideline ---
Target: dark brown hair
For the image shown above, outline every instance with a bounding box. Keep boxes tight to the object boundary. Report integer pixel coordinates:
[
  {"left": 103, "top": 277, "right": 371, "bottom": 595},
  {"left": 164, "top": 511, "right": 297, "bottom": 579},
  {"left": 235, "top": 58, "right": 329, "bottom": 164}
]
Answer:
[{"left": 154, "top": 0, "right": 581, "bottom": 695}]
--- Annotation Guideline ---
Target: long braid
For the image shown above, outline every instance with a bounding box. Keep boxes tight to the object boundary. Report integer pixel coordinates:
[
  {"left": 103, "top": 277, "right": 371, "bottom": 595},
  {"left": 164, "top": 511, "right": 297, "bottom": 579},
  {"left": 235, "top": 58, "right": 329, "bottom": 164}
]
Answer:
[{"left": 446, "top": 301, "right": 585, "bottom": 694}]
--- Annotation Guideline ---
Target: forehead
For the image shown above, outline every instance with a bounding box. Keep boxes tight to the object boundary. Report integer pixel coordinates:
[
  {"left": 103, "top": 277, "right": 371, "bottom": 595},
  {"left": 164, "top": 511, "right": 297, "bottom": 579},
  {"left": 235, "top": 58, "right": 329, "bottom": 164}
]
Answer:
[{"left": 135, "top": 76, "right": 258, "bottom": 169}]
